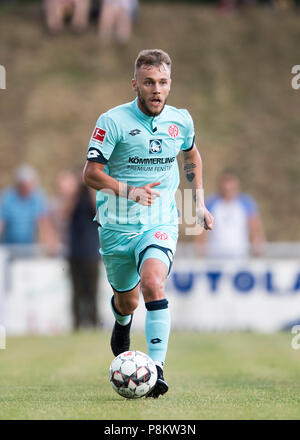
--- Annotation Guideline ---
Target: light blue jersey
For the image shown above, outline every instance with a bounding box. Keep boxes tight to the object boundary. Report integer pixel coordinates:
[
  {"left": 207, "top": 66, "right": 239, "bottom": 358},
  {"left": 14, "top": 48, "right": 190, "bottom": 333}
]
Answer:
[{"left": 87, "top": 98, "right": 195, "bottom": 232}]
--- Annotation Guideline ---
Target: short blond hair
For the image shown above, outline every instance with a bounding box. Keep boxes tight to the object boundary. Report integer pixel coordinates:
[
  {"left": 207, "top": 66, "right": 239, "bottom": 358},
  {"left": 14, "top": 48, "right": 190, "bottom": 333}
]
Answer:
[{"left": 134, "top": 49, "right": 171, "bottom": 78}]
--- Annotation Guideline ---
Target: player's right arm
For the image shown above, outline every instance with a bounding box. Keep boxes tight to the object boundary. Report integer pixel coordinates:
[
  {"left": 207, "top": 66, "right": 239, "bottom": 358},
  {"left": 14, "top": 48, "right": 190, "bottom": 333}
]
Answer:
[
  {"left": 84, "top": 114, "right": 160, "bottom": 206},
  {"left": 83, "top": 161, "right": 160, "bottom": 207}
]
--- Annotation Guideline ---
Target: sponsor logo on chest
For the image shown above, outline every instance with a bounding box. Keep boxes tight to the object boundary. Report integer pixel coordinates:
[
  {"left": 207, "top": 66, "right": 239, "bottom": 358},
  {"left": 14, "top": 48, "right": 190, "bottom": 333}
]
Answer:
[{"left": 149, "top": 139, "right": 163, "bottom": 154}]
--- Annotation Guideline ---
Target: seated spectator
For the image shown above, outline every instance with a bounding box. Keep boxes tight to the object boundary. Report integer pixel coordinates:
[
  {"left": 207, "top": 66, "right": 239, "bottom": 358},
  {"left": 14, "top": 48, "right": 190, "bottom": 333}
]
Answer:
[
  {"left": 0, "top": 165, "right": 58, "bottom": 256},
  {"left": 98, "top": 0, "right": 139, "bottom": 44},
  {"left": 195, "top": 171, "right": 265, "bottom": 258},
  {"left": 218, "top": 0, "right": 258, "bottom": 12},
  {"left": 44, "top": 0, "right": 91, "bottom": 35},
  {"left": 218, "top": 0, "right": 237, "bottom": 12}
]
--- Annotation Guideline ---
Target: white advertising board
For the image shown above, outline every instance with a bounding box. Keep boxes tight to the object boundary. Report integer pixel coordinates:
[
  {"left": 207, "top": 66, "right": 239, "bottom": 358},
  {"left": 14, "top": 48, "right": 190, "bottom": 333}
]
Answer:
[
  {"left": 100, "top": 258, "right": 300, "bottom": 333},
  {"left": 5, "top": 258, "right": 72, "bottom": 335},
  {"left": 0, "top": 247, "right": 8, "bottom": 325},
  {"left": 3, "top": 258, "right": 300, "bottom": 334}
]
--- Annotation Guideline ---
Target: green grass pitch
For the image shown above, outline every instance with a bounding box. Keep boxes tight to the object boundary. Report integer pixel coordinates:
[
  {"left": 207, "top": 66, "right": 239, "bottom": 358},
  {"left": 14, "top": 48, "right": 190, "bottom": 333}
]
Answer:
[{"left": 0, "top": 331, "right": 299, "bottom": 420}]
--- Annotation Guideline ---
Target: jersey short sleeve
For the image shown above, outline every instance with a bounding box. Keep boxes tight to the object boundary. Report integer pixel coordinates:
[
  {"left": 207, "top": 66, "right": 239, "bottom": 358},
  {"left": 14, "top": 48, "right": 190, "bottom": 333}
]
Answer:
[
  {"left": 205, "top": 195, "right": 220, "bottom": 213},
  {"left": 180, "top": 109, "right": 195, "bottom": 152},
  {"left": 87, "top": 114, "right": 120, "bottom": 164},
  {"left": 239, "top": 194, "right": 259, "bottom": 218}
]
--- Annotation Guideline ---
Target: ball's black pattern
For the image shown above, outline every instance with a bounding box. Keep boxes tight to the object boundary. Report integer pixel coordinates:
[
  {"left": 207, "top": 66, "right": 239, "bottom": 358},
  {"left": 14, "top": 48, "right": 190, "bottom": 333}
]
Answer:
[
  {"left": 112, "top": 357, "right": 151, "bottom": 388},
  {"left": 109, "top": 350, "right": 157, "bottom": 398}
]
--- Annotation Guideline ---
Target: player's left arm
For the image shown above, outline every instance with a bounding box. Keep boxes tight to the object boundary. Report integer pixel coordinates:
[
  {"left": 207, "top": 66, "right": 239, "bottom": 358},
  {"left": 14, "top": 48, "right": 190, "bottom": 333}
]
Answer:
[{"left": 181, "top": 145, "right": 214, "bottom": 231}]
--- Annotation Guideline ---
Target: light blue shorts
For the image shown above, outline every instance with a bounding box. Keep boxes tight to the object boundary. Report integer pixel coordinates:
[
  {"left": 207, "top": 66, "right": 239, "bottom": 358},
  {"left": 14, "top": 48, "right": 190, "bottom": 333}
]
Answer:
[{"left": 99, "top": 225, "right": 178, "bottom": 293}]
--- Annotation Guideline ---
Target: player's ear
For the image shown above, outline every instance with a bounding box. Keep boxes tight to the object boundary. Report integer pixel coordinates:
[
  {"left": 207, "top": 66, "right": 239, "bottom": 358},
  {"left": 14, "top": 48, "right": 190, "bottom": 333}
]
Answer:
[{"left": 132, "top": 78, "right": 137, "bottom": 92}]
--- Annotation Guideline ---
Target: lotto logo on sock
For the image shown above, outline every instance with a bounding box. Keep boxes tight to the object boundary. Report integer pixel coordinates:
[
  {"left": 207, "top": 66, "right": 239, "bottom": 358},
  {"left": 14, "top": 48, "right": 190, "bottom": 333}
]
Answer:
[
  {"left": 151, "top": 338, "right": 162, "bottom": 344},
  {"left": 92, "top": 127, "right": 107, "bottom": 144},
  {"left": 155, "top": 231, "right": 168, "bottom": 240}
]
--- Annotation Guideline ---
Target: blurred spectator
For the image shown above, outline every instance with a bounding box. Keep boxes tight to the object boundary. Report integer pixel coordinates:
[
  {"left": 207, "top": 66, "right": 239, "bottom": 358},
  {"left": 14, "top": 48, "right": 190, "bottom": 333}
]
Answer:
[
  {"left": 218, "top": 0, "right": 258, "bottom": 12},
  {"left": 271, "top": 0, "right": 295, "bottom": 10},
  {"left": 44, "top": 0, "right": 91, "bottom": 35},
  {"left": 196, "top": 171, "right": 265, "bottom": 258},
  {"left": 51, "top": 170, "right": 78, "bottom": 256},
  {"left": 67, "top": 178, "right": 101, "bottom": 330},
  {"left": 218, "top": 0, "right": 237, "bottom": 12},
  {"left": 98, "top": 0, "right": 139, "bottom": 44},
  {"left": 0, "top": 165, "right": 58, "bottom": 256}
]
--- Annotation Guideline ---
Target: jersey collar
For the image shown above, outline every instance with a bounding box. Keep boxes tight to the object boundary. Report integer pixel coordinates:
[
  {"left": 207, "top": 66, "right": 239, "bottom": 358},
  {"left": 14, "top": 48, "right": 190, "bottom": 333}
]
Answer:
[{"left": 133, "top": 97, "right": 166, "bottom": 124}]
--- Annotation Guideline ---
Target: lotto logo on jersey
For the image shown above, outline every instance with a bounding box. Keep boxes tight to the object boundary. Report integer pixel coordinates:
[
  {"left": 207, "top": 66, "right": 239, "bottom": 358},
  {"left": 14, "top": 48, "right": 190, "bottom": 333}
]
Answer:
[
  {"left": 92, "top": 127, "right": 107, "bottom": 144},
  {"left": 168, "top": 124, "right": 179, "bottom": 138},
  {"left": 149, "top": 139, "right": 162, "bottom": 154},
  {"left": 87, "top": 148, "right": 100, "bottom": 159},
  {"left": 155, "top": 231, "right": 168, "bottom": 240}
]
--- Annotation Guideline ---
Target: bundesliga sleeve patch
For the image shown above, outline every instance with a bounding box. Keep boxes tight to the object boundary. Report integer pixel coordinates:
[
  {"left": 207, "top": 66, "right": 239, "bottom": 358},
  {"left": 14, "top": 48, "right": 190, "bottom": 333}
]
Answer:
[{"left": 92, "top": 127, "right": 107, "bottom": 144}]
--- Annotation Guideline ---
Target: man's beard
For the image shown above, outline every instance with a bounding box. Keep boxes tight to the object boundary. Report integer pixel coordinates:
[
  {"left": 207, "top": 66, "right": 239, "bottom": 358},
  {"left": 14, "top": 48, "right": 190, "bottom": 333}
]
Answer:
[{"left": 137, "top": 89, "right": 167, "bottom": 117}]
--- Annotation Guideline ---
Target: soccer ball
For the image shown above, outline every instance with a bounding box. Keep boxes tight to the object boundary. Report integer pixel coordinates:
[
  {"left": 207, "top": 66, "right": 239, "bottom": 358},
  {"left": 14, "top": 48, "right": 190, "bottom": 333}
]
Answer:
[{"left": 109, "top": 350, "right": 157, "bottom": 399}]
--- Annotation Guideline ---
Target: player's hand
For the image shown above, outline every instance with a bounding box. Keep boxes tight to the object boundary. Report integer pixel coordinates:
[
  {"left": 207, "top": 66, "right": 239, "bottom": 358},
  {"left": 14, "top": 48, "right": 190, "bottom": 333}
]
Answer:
[
  {"left": 128, "top": 182, "right": 161, "bottom": 206},
  {"left": 196, "top": 205, "right": 214, "bottom": 230}
]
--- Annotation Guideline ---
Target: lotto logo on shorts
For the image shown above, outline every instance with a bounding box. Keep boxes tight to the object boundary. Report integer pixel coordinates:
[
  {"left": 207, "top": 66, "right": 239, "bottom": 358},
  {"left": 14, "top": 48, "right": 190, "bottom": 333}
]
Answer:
[
  {"left": 168, "top": 124, "right": 179, "bottom": 138},
  {"left": 92, "top": 127, "right": 107, "bottom": 144},
  {"left": 155, "top": 231, "right": 168, "bottom": 240}
]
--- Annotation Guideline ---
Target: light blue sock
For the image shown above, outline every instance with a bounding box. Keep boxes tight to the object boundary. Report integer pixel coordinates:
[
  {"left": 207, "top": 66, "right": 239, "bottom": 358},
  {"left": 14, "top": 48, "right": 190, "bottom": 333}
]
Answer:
[
  {"left": 110, "top": 296, "right": 131, "bottom": 326},
  {"left": 145, "top": 299, "right": 170, "bottom": 367}
]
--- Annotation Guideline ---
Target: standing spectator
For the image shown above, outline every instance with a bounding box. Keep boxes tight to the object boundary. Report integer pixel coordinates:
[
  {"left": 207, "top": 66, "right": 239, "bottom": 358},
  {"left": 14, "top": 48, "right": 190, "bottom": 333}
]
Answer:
[
  {"left": 98, "top": 0, "right": 139, "bottom": 44},
  {"left": 44, "top": 0, "right": 91, "bottom": 35},
  {"left": 0, "top": 164, "right": 58, "bottom": 256},
  {"left": 196, "top": 171, "right": 265, "bottom": 258},
  {"left": 68, "top": 180, "right": 101, "bottom": 330},
  {"left": 51, "top": 170, "right": 79, "bottom": 256}
]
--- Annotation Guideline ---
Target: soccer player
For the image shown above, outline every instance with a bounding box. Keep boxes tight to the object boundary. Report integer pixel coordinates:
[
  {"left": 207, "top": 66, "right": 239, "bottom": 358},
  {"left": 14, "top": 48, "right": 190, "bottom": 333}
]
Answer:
[{"left": 83, "top": 49, "right": 214, "bottom": 398}]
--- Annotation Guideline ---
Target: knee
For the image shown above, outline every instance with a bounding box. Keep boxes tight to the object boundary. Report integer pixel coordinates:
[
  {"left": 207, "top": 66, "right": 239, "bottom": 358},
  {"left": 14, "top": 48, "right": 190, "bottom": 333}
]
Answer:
[
  {"left": 116, "top": 297, "right": 139, "bottom": 316},
  {"left": 141, "top": 274, "right": 165, "bottom": 302}
]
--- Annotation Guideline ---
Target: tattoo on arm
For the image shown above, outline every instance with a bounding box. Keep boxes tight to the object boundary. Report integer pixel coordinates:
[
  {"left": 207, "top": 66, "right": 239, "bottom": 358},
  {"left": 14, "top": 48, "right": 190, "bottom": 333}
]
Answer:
[
  {"left": 184, "top": 162, "right": 196, "bottom": 183},
  {"left": 183, "top": 163, "right": 197, "bottom": 171},
  {"left": 186, "top": 173, "right": 195, "bottom": 182}
]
